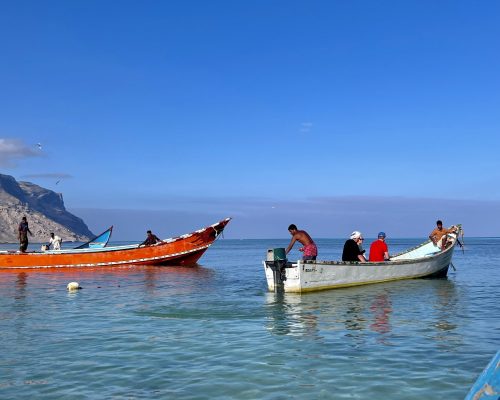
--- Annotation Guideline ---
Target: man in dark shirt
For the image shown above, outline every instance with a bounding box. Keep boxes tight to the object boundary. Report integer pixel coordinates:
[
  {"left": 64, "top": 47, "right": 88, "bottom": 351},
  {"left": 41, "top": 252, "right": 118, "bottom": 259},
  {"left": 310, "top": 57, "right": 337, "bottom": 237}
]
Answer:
[
  {"left": 141, "top": 230, "right": 162, "bottom": 246},
  {"left": 342, "top": 231, "right": 367, "bottom": 262},
  {"left": 18, "top": 216, "right": 33, "bottom": 253}
]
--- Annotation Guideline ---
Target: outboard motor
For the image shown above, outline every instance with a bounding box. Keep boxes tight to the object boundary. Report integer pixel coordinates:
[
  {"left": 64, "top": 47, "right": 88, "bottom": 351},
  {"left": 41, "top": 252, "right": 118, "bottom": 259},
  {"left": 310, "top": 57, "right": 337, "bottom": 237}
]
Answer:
[{"left": 265, "top": 248, "right": 288, "bottom": 292}]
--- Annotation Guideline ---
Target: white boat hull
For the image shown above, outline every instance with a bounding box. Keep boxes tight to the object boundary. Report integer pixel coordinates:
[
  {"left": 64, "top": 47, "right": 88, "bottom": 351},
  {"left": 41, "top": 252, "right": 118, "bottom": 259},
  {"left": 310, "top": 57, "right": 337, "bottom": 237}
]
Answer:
[{"left": 264, "top": 231, "right": 459, "bottom": 293}]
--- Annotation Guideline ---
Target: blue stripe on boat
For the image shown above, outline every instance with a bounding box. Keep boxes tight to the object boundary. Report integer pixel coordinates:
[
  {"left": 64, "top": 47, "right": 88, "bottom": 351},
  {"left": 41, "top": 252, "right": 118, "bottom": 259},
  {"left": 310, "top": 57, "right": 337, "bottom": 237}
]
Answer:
[{"left": 465, "top": 351, "right": 500, "bottom": 400}]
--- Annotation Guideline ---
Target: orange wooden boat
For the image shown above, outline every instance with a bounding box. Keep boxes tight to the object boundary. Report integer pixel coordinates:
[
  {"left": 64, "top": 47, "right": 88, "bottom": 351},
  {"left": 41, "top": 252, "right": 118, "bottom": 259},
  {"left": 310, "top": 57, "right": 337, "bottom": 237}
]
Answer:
[{"left": 0, "top": 218, "right": 231, "bottom": 269}]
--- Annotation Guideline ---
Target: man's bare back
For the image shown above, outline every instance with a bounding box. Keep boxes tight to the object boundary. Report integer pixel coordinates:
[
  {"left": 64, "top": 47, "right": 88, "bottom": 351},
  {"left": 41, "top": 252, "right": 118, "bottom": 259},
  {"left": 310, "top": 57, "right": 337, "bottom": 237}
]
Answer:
[
  {"left": 291, "top": 230, "right": 313, "bottom": 247},
  {"left": 285, "top": 225, "right": 315, "bottom": 255}
]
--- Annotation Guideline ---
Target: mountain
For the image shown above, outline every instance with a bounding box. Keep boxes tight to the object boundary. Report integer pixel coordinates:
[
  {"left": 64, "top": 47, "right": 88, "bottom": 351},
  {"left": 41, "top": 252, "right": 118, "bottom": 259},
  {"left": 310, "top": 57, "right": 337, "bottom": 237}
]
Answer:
[{"left": 0, "top": 173, "right": 94, "bottom": 243}]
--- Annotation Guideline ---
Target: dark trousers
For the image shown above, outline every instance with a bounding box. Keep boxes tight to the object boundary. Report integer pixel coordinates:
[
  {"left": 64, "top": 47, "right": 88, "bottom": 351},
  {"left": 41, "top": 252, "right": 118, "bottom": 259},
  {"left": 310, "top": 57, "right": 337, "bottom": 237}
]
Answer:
[{"left": 19, "top": 239, "right": 28, "bottom": 252}]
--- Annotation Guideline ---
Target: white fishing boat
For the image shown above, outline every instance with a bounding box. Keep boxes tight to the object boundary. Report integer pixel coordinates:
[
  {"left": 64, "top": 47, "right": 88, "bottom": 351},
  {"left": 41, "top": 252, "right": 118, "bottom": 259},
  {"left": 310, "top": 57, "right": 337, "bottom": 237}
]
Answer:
[{"left": 263, "top": 226, "right": 462, "bottom": 293}]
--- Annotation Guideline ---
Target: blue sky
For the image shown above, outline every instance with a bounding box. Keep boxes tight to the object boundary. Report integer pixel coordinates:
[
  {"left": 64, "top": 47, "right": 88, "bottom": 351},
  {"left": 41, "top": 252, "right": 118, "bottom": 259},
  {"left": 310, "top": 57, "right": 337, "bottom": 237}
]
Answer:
[{"left": 1, "top": 1, "right": 499, "bottom": 239}]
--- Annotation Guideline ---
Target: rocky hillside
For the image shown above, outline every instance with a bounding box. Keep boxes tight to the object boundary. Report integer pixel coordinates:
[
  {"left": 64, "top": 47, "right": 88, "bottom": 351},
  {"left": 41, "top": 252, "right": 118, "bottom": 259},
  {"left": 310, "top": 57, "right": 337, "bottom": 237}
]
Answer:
[{"left": 0, "top": 173, "right": 94, "bottom": 243}]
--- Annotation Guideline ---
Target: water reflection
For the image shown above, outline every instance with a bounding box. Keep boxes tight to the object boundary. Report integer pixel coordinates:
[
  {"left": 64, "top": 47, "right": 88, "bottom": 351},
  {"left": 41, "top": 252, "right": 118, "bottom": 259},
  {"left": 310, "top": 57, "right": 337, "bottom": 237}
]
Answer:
[
  {"left": 15, "top": 272, "right": 28, "bottom": 300},
  {"left": 264, "top": 279, "right": 460, "bottom": 348},
  {"left": 369, "top": 292, "right": 392, "bottom": 345},
  {"left": 345, "top": 296, "right": 367, "bottom": 332},
  {"left": 369, "top": 293, "right": 392, "bottom": 335},
  {"left": 264, "top": 292, "right": 319, "bottom": 338},
  {"left": 429, "top": 279, "right": 462, "bottom": 348}
]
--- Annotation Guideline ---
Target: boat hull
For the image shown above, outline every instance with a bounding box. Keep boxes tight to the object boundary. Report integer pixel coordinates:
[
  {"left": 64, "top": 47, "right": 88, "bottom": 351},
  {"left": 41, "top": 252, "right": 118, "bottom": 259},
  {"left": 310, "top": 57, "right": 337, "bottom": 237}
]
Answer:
[
  {"left": 264, "top": 231, "right": 458, "bottom": 293},
  {"left": 0, "top": 218, "right": 230, "bottom": 269}
]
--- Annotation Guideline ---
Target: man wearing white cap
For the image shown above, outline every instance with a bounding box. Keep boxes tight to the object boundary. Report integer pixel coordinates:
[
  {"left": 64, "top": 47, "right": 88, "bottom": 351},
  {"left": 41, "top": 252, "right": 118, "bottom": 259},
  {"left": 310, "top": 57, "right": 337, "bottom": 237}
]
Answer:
[
  {"left": 369, "top": 232, "right": 390, "bottom": 262},
  {"left": 342, "top": 231, "right": 367, "bottom": 262}
]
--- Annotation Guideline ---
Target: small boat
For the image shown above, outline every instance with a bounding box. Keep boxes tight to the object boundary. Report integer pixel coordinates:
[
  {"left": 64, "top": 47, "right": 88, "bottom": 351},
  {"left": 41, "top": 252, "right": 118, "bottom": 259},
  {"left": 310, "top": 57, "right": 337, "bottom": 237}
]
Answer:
[
  {"left": 464, "top": 351, "right": 500, "bottom": 400},
  {"left": 74, "top": 226, "right": 113, "bottom": 249},
  {"left": 0, "top": 218, "right": 231, "bottom": 269},
  {"left": 264, "top": 226, "right": 461, "bottom": 293}
]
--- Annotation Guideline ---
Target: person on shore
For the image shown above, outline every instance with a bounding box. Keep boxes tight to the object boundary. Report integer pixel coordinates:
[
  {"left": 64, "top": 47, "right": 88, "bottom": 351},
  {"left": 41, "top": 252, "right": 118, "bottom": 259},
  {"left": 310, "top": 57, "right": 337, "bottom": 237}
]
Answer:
[
  {"left": 49, "top": 232, "right": 62, "bottom": 250},
  {"left": 141, "top": 230, "right": 162, "bottom": 246},
  {"left": 429, "top": 220, "right": 458, "bottom": 250},
  {"left": 285, "top": 224, "right": 318, "bottom": 261},
  {"left": 342, "top": 231, "right": 367, "bottom": 262},
  {"left": 369, "top": 232, "right": 390, "bottom": 262},
  {"left": 18, "top": 216, "right": 33, "bottom": 253}
]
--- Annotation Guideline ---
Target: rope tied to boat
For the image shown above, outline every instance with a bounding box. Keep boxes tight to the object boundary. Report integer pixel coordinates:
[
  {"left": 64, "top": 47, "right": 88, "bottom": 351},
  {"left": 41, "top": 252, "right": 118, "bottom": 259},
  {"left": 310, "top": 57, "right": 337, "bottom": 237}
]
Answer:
[{"left": 213, "top": 226, "right": 224, "bottom": 240}]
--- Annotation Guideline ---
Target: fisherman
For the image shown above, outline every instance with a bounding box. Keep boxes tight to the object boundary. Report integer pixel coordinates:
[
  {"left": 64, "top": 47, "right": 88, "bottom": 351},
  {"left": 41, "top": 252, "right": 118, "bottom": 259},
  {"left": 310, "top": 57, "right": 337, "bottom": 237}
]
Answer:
[
  {"left": 49, "top": 232, "right": 63, "bottom": 250},
  {"left": 429, "top": 220, "right": 458, "bottom": 250},
  {"left": 342, "top": 231, "right": 367, "bottom": 262},
  {"left": 141, "top": 230, "right": 162, "bottom": 246},
  {"left": 285, "top": 224, "right": 318, "bottom": 261},
  {"left": 18, "top": 216, "right": 33, "bottom": 253},
  {"left": 369, "top": 232, "right": 390, "bottom": 262}
]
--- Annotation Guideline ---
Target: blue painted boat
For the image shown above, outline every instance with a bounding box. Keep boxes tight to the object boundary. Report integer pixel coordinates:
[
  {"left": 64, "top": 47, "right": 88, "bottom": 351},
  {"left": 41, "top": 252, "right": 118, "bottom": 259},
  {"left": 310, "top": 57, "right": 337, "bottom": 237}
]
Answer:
[
  {"left": 74, "top": 226, "right": 113, "bottom": 249},
  {"left": 465, "top": 351, "right": 500, "bottom": 400}
]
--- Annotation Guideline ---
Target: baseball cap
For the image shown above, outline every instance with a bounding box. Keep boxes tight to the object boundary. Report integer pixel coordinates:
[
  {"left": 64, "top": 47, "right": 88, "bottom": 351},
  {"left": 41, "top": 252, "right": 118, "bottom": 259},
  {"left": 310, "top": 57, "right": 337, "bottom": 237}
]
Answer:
[{"left": 378, "top": 232, "right": 386, "bottom": 238}]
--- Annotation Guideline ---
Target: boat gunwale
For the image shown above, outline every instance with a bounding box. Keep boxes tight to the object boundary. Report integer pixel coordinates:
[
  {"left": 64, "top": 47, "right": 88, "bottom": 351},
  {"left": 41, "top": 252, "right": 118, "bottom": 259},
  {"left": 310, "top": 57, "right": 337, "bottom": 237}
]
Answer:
[
  {"left": 2, "top": 243, "right": 212, "bottom": 269},
  {"left": 388, "top": 224, "right": 461, "bottom": 258},
  {"left": 0, "top": 218, "right": 231, "bottom": 256},
  {"left": 296, "top": 230, "right": 458, "bottom": 267}
]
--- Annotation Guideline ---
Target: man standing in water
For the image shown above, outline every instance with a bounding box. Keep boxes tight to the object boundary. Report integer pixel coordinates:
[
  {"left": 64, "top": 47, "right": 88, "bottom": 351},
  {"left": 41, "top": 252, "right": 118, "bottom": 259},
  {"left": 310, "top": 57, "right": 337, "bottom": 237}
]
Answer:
[
  {"left": 18, "top": 216, "right": 33, "bottom": 253},
  {"left": 285, "top": 224, "right": 318, "bottom": 261}
]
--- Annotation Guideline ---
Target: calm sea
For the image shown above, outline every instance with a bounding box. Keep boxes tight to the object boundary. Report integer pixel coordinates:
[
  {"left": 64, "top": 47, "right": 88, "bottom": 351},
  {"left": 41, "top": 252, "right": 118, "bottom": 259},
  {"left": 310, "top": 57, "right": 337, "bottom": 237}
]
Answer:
[{"left": 0, "top": 237, "right": 499, "bottom": 399}]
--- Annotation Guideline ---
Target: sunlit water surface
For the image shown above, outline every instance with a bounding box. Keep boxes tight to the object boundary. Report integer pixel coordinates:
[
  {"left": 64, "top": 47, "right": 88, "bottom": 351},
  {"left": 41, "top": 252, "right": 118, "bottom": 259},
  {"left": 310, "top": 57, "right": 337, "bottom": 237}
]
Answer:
[{"left": 1, "top": 238, "right": 499, "bottom": 399}]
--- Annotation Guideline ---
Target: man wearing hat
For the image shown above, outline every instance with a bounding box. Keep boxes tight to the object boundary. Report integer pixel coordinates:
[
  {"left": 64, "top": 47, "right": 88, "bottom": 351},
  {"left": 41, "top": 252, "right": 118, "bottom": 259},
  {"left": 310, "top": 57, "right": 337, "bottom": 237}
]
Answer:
[
  {"left": 342, "top": 231, "right": 367, "bottom": 262},
  {"left": 369, "top": 232, "right": 390, "bottom": 262}
]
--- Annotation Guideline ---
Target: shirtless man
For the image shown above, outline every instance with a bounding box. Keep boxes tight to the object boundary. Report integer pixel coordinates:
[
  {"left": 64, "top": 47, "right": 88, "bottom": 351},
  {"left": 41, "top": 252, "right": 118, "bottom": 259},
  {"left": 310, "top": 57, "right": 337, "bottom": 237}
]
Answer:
[
  {"left": 285, "top": 224, "right": 318, "bottom": 261},
  {"left": 429, "top": 220, "right": 458, "bottom": 250}
]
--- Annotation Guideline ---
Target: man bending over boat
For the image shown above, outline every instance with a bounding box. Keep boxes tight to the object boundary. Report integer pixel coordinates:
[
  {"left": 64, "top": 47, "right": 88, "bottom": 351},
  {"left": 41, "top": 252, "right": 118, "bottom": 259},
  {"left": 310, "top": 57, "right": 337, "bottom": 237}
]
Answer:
[
  {"left": 429, "top": 220, "right": 458, "bottom": 250},
  {"left": 342, "top": 231, "right": 367, "bottom": 262},
  {"left": 285, "top": 224, "right": 318, "bottom": 261},
  {"left": 141, "top": 230, "right": 163, "bottom": 246}
]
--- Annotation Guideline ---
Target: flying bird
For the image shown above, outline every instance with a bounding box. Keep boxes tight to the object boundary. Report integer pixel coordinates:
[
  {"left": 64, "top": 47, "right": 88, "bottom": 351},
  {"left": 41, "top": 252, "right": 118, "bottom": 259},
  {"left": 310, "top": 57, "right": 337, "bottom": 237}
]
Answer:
[{"left": 56, "top": 180, "right": 60, "bottom": 185}]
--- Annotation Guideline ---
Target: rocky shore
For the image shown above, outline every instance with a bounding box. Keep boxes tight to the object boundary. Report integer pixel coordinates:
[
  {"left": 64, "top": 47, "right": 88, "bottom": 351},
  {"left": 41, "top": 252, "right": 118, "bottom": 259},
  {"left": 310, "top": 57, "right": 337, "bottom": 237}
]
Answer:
[{"left": 0, "top": 174, "right": 94, "bottom": 243}]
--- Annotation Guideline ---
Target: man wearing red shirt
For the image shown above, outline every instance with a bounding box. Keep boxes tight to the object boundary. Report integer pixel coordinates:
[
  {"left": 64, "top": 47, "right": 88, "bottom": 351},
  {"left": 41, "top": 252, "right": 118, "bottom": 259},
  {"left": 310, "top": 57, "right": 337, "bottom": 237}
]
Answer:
[{"left": 369, "top": 232, "right": 390, "bottom": 262}]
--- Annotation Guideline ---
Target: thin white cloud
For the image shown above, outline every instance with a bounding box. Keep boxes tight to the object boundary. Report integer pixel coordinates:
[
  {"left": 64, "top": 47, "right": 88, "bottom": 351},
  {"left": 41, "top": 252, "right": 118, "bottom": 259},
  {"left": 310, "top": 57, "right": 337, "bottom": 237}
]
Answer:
[
  {"left": 72, "top": 195, "right": 500, "bottom": 238},
  {"left": 21, "top": 173, "right": 72, "bottom": 179},
  {"left": 0, "top": 138, "right": 41, "bottom": 167},
  {"left": 300, "top": 122, "right": 313, "bottom": 134}
]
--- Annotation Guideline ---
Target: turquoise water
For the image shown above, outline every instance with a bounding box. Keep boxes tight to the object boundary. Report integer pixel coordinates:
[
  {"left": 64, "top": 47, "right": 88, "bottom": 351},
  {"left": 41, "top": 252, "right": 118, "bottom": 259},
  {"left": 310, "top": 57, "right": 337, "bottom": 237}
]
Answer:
[{"left": 1, "top": 238, "right": 499, "bottom": 399}]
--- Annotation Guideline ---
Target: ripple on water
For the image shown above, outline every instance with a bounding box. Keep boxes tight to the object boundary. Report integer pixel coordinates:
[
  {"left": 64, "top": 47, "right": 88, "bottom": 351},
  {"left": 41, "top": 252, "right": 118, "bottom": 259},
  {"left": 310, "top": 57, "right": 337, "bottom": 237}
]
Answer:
[{"left": 0, "top": 239, "right": 499, "bottom": 399}]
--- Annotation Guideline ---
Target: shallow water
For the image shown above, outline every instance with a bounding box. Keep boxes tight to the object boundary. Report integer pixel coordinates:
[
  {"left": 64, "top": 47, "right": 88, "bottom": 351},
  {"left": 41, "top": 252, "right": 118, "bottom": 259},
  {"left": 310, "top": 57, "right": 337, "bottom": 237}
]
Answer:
[{"left": 0, "top": 238, "right": 499, "bottom": 399}]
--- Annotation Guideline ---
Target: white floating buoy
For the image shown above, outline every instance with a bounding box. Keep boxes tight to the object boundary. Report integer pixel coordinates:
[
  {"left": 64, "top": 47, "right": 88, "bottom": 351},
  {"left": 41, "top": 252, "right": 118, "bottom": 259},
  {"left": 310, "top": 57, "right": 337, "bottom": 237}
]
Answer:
[{"left": 67, "top": 282, "right": 81, "bottom": 291}]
